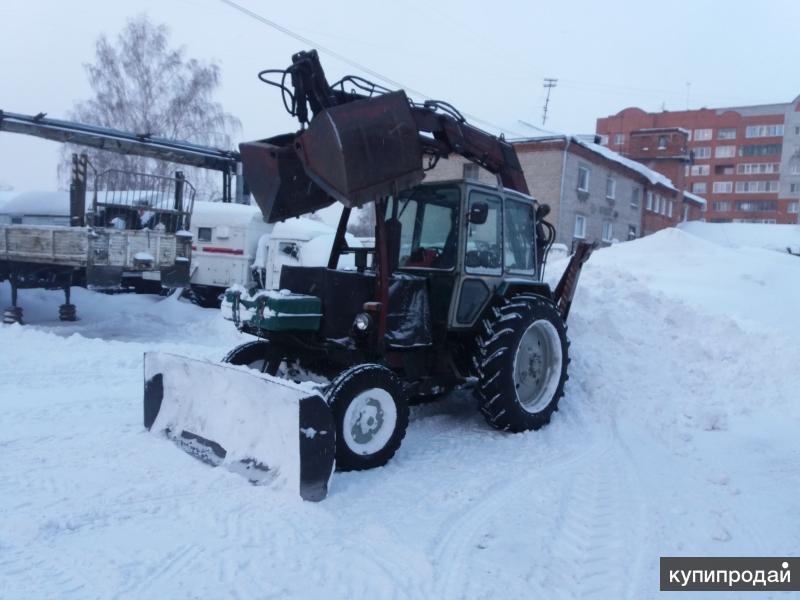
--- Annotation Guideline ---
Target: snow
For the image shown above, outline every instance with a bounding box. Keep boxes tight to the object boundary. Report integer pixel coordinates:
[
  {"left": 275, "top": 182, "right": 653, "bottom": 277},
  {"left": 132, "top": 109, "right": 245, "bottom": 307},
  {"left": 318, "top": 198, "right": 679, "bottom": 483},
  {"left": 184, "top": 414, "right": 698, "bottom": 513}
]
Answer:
[
  {"left": 0, "top": 190, "right": 70, "bottom": 216},
  {"left": 133, "top": 252, "right": 155, "bottom": 262},
  {"left": 682, "top": 190, "right": 707, "bottom": 207},
  {"left": 1, "top": 227, "right": 799, "bottom": 598},
  {"left": 573, "top": 137, "right": 677, "bottom": 190},
  {"left": 678, "top": 220, "right": 800, "bottom": 254},
  {"left": 191, "top": 201, "right": 268, "bottom": 228}
]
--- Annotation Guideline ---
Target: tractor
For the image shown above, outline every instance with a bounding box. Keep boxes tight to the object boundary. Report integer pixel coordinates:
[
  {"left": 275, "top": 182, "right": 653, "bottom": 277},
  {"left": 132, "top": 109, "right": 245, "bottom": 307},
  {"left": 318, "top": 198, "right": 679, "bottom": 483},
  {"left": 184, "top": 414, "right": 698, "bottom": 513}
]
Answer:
[{"left": 144, "top": 50, "right": 592, "bottom": 500}]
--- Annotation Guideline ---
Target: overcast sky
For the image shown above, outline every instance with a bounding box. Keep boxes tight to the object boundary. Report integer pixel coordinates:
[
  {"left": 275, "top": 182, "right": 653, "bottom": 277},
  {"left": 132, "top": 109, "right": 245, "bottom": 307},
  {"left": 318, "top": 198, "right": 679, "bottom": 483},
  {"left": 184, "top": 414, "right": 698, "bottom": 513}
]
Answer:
[{"left": 1, "top": 0, "right": 798, "bottom": 192}]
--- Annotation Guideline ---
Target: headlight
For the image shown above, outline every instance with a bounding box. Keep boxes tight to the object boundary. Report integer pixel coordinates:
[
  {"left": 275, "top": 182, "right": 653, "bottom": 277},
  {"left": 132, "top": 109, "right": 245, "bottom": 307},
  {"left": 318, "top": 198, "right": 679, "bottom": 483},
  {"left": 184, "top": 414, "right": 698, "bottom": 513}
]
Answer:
[{"left": 353, "top": 312, "right": 373, "bottom": 334}]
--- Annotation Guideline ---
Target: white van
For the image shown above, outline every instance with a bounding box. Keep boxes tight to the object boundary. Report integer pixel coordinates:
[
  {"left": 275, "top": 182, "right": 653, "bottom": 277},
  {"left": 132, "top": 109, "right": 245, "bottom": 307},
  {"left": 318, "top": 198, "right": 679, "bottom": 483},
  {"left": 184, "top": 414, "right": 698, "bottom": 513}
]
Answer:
[
  {"left": 190, "top": 202, "right": 360, "bottom": 307},
  {"left": 189, "top": 202, "right": 272, "bottom": 306}
]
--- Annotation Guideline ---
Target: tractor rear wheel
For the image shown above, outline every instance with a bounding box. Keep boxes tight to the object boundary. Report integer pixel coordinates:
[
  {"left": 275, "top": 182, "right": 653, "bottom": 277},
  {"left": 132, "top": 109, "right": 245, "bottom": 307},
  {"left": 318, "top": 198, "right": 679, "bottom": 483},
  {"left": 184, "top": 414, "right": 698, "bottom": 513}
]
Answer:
[
  {"left": 326, "top": 364, "right": 409, "bottom": 471},
  {"left": 475, "top": 294, "right": 568, "bottom": 432}
]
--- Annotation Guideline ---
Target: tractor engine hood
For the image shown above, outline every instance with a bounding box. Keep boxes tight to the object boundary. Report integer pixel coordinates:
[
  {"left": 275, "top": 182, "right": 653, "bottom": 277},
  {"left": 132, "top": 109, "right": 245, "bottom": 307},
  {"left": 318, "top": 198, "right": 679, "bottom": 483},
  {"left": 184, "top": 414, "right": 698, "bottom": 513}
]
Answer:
[{"left": 241, "top": 90, "right": 425, "bottom": 223}]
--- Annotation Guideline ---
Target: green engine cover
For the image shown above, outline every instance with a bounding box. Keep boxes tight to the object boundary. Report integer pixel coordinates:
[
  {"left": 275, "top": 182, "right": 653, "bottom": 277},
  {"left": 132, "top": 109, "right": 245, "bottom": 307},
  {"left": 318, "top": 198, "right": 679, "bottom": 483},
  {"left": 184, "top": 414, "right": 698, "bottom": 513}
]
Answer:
[{"left": 227, "top": 288, "right": 322, "bottom": 332}]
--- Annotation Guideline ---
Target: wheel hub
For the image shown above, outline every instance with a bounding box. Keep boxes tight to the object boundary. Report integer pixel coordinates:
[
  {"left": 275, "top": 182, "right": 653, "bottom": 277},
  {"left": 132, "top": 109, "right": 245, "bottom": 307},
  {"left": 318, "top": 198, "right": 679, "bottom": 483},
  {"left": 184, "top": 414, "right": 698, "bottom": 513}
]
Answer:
[
  {"left": 513, "top": 320, "right": 563, "bottom": 414},
  {"left": 343, "top": 388, "right": 397, "bottom": 455}
]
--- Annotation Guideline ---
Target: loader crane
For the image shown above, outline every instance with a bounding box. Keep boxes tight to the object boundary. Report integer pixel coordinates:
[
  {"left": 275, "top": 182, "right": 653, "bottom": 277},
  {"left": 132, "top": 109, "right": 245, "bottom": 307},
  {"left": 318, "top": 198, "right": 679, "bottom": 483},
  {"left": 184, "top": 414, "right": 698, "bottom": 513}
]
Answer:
[{"left": 144, "top": 50, "right": 593, "bottom": 501}]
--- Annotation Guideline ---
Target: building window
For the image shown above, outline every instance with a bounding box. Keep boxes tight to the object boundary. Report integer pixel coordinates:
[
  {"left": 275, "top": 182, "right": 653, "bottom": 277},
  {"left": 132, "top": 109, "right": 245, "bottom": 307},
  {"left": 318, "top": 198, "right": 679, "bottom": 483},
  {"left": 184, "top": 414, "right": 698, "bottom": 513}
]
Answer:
[
  {"left": 712, "top": 201, "right": 731, "bottom": 212},
  {"left": 717, "top": 128, "right": 736, "bottom": 140},
  {"left": 736, "top": 201, "right": 777, "bottom": 212},
  {"left": 788, "top": 202, "right": 799, "bottom": 213},
  {"left": 735, "top": 180, "right": 779, "bottom": 193},
  {"left": 715, "top": 145, "right": 736, "bottom": 158},
  {"left": 197, "top": 227, "right": 213, "bottom": 242},
  {"left": 574, "top": 214, "right": 586, "bottom": 239},
  {"left": 646, "top": 191, "right": 653, "bottom": 211},
  {"left": 690, "top": 165, "right": 710, "bottom": 176},
  {"left": 605, "top": 175, "right": 616, "bottom": 199},
  {"left": 657, "top": 135, "right": 668, "bottom": 149},
  {"left": 712, "top": 181, "right": 733, "bottom": 193},
  {"left": 463, "top": 163, "right": 480, "bottom": 180},
  {"left": 630, "top": 187, "right": 640, "bottom": 208},
  {"left": 693, "top": 128, "right": 712, "bottom": 141},
  {"left": 740, "top": 143, "right": 782, "bottom": 157},
  {"left": 628, "top": 224, "right": 637, "bottom": 240},
  {"left": 791, "top": 164, "right": 800, "bottom": 175},
  {"left": 693, "top": 147, "right": 711, "bottom": 159},
  {"left": 737, "top": 162, "right": 780, "bottom": 174},
  {"left": 577, "top": 165, "right": 590, "bottom": 192},
  {"left": 614, "top": 133, "right": 625, "bottom": 146},
  {"left": 691, "top": 182, "right": 707, "bottom": 194},
  {"left": 667, "top": 200, "right": 673, "bottom": 218},
  {"left": 790, "top": 183, "right": 799, "bottom": 194},
  {"left": 598, "top": 134, "right": 609, "bottom": 145},
  {"left": 602, "top": 221, "right": 613, "bottom": 242},
  {"left": 745, "top": 124, "right": 784, "bottom": 138}
]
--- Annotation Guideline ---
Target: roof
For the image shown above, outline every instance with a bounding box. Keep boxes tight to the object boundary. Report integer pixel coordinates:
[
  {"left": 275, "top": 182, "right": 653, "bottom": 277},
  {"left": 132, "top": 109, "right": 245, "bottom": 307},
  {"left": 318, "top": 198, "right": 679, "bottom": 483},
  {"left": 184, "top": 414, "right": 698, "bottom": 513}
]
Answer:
[
  {"left": 191, "top": 201, "right": 266, "bottom": 228},
  {"left": 682, "top": 191, "right": 707, "bottom": 207},
  {"left": 511, "top": 132, "right": 677, "bottom": 192}
]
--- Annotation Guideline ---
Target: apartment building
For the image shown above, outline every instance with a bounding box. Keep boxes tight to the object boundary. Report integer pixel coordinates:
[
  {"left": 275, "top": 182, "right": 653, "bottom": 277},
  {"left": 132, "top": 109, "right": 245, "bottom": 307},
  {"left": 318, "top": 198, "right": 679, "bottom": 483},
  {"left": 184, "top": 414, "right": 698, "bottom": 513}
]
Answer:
[{"left": 596, "top": 96, "right": 800, "bottom": 224}]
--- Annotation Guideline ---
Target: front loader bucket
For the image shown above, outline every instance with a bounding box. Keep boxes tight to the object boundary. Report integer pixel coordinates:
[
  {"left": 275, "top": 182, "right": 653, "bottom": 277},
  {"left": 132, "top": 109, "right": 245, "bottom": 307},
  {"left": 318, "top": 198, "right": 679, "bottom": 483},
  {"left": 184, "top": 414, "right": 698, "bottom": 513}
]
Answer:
[
  {"left": 240, "top": 90, "right": 425, "bottom": 222},
  {"left": 295, "top": 90, "right": 425, "bottom": 207},
  {"left": 143, "top": 352, "right": 335, "bottom": 501},
  {"left": 240, "top": 134, "right": 336, "bottom": 224}
]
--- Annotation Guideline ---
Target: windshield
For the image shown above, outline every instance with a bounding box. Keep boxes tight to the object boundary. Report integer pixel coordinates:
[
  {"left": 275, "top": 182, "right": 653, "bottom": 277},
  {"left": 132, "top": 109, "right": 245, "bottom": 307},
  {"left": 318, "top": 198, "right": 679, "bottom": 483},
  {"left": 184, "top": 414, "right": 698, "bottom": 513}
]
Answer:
[{"left": 386, "top": 186, "right": 460, "bottom": 269}]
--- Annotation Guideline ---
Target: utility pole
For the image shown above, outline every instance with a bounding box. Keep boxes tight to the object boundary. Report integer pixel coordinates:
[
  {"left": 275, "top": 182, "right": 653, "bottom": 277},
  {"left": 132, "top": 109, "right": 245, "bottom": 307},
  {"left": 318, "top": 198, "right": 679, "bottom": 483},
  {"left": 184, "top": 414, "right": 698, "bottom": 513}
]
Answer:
[{"left": 542, "top": 78, "right": 558, "bottom": 126}]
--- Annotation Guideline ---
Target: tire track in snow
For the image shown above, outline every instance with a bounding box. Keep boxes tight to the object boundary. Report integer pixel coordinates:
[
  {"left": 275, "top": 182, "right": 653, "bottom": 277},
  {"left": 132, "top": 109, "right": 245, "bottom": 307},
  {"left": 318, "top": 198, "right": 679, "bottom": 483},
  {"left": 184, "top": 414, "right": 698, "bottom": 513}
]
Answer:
[{"left": 429, "top": 406, "right": 617, "bottom": 599}]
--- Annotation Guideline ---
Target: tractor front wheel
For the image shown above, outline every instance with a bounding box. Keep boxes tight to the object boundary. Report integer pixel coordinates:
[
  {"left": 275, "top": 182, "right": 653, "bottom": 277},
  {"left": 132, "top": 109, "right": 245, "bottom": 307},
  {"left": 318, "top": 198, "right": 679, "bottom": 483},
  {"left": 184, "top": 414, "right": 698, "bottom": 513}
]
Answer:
[
  {"left": 475, "top": 295, "right": 569, "bottom": 432},
  {"left": 326, "top": 364, "right": 409, "bottom": 471}
]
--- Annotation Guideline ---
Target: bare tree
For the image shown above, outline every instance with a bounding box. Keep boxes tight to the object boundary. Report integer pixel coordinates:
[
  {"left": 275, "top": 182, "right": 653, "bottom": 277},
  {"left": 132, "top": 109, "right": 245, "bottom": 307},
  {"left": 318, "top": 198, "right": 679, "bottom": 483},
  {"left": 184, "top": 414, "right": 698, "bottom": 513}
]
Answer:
[{"left": 59, "top": 15, "right": 240, "bottom": 200}]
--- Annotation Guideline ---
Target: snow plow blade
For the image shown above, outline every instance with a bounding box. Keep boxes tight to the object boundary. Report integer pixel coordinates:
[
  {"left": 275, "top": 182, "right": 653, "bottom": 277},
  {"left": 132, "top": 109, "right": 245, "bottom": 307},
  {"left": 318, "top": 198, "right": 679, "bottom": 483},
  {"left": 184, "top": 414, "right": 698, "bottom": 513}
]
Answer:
[{"left": 143, "top": 352, "right": 335, "bottom": 501}]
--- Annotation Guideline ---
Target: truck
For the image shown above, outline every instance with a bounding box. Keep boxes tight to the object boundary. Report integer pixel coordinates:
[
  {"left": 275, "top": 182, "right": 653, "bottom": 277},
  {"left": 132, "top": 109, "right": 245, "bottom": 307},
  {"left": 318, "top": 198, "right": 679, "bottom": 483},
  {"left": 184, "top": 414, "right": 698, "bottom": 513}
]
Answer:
[
  {"left": 0, "top": 110, "right": 241, "bottom": 323},
  {"left": 143, "top": 50, "right": 593, "bottom": 501}
]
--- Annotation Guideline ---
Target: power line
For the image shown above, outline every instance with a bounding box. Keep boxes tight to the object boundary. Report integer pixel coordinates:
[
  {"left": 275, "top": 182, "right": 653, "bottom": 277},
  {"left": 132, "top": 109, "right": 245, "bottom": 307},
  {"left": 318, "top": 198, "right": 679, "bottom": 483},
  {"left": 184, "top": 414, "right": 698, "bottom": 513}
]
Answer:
[{"left": 218, "top": 0, "right": 524, "bottom": 136}]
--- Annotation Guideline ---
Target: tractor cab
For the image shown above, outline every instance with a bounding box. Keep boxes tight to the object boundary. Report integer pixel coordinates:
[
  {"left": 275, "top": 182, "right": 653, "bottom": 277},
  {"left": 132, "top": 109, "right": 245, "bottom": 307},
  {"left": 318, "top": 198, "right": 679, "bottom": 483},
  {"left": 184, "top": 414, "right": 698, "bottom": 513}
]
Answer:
[{"left": 386, "top": 180, "right": 542, "bottom": 330}]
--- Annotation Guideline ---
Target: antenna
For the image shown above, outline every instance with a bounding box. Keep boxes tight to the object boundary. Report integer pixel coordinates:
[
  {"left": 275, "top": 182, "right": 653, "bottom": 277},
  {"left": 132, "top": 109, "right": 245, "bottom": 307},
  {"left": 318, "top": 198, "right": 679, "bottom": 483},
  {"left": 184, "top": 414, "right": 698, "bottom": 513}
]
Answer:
[{"left": 542, "top": 78, "right": 558, "bottom": 126}]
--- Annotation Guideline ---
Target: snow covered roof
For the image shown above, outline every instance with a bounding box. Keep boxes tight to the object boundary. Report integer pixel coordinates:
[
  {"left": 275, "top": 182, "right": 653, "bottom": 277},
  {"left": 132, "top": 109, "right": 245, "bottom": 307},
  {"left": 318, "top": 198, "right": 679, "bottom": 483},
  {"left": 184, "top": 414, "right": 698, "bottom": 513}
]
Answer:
[
  {"left": 682, "top": 191, "right": 707, "bottom": 207},
  {"left": 571, "top": 138, "right": 677, "bottom": 191},
  {"left": 191, "top": 201, "right": 266, "bottom": 227},
  {"left": 271, "top": 217, "right": 339, "bottom": 241},
  {"left": 510, "top": 133, "right": 677, "bottom": 191}
]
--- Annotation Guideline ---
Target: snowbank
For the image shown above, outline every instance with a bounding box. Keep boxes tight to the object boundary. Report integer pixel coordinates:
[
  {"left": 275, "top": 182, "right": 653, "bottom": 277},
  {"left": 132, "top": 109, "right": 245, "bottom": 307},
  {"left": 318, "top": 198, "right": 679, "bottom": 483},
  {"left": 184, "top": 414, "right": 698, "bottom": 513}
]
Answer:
[{"left": 678, "top": 220, "right": 800, "bottom": 254}]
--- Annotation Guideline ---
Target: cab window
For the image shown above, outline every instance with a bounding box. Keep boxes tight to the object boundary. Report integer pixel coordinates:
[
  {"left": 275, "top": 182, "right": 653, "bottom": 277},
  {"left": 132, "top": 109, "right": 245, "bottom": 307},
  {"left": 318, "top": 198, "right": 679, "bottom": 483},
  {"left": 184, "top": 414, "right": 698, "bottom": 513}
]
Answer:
[
  {"left": 387, "top": 186, "right": 460, "bottom": 270},
  {"left": 504, "top": 199, "right": 536, "bottom": 274},
  {"left": 465, "top": 191, "right": 502, "bottom": 275}
]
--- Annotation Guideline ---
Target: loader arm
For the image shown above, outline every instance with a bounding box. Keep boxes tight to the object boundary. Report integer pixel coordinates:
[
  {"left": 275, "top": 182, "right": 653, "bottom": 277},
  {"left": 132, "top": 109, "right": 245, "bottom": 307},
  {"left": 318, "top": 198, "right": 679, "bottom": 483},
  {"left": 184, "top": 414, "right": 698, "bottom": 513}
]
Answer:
[{"left": 240, "top": 50, "right": 528, "bottom": 224}]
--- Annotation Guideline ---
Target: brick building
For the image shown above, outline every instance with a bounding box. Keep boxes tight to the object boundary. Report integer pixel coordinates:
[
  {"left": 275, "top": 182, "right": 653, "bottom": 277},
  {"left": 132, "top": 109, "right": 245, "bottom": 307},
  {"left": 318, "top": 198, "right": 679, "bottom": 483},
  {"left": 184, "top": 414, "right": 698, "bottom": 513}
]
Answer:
[
  {"left": 596, "top": 96, "right": 800, "bottom": 224},
  {"left": 425, "top": 135, "right": 691, "bottom": 249}
]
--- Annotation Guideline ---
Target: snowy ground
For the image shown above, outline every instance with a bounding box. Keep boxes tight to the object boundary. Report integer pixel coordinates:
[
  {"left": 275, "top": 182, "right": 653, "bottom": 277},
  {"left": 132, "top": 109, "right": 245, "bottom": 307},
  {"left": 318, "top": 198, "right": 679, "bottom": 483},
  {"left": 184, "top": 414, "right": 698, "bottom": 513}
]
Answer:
[{"left": 1, "top": 228, "right": 798, "bottom": 599}]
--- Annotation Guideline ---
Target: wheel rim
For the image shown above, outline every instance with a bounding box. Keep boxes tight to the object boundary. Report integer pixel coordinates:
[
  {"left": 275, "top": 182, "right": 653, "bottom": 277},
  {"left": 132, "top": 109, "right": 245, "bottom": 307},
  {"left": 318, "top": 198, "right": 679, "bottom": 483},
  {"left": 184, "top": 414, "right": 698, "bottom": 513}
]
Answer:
[
  {"left": 512, "top": 320, "right": 563, "bottom": 414},
  {"left": 342, "top": 388, "right": 397, "bottom": 456}
]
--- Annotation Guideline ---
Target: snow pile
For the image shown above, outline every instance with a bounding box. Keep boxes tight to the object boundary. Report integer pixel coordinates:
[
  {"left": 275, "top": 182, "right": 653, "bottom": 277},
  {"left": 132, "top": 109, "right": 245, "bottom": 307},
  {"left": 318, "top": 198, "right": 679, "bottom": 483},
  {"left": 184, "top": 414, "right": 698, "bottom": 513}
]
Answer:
[
  {"left": 678, "top": 220, "right": 800, "bottom": 254},
  {"left": 1, "top": 227, "right": 799, "bottom": 598}
]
